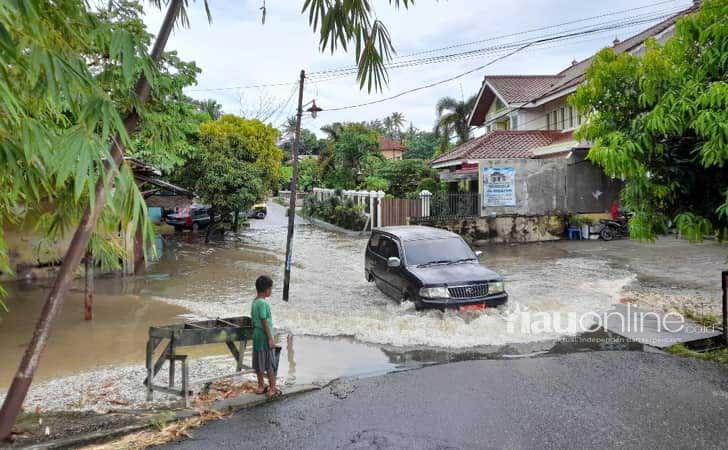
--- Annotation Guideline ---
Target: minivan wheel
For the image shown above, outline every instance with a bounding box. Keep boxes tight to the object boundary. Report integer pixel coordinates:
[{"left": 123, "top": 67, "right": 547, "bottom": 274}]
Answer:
[{"left": 404, "top": 293, "right": 424, "bottom": 311}]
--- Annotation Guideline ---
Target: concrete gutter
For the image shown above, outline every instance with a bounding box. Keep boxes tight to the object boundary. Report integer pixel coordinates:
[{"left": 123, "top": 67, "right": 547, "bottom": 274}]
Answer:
[
  {"left": 18, "top": 384, "right": 320, "bottom": 450},
  {"left": 305, "top": 216, "right": 369, "bottom": 238}
]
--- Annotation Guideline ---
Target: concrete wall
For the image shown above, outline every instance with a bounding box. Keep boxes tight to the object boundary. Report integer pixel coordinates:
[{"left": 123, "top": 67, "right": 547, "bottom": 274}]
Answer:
[
  {"left": 478, "top": 158, "right": 568, "bottom": 216},
  {"left": 411, "top": 215, "right": 566, "bottom": 244},
  {"left": 566, "top": 155, "right": 623, "bottom": 213},
  {"left": 477, "top": 154, "right": 621, "bottom": 217}
]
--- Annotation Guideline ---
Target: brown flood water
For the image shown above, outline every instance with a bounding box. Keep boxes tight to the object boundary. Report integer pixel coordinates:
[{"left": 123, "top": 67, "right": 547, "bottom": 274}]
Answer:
[
  {"left": 0, "top": 279, "right": 196, "bottom": 386},
  {"left": 7, "top": 202, "right": 707, "bottom": 390}
]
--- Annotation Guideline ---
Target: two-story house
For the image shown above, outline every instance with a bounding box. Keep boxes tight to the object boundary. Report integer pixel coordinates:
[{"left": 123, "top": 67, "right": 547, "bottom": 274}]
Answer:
[{"left": 430, "top": 2, "right": 699, "bottom": 222}]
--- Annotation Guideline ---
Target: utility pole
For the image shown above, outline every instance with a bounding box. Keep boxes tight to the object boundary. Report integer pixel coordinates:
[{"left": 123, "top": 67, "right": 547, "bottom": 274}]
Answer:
[
  {"left": 0, "top": 0, "right": 183, "bottom": 441},
  {"left": 282, "top": 70, "right": 305, "bottom": 302}
]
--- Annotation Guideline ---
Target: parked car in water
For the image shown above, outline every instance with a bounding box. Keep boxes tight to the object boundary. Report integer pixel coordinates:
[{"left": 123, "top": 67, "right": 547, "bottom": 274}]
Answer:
[
  {"left": 247, "top": 202, "right": 268, "bottom": 219},
  {"left": 166, "top": 205, "right": 216, "bottom": 231},
  {"left": 365, "top": 226, "right": 508, "bottom": 311}
]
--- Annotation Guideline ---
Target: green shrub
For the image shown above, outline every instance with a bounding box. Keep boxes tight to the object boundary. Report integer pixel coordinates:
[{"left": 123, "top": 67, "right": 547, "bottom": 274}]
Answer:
[{"left": 303, "top": 194, "right": 367, "bottom": 231}]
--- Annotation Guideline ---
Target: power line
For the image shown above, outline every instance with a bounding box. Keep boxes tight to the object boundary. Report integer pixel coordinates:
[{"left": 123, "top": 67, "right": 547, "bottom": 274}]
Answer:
[
  {"left": 185, "top": 2, "right": 697, "bottom": 96},
  {"left": 323, "top": 44, "right": 532, "bottom": 112},
  {"left": 320, "top": 6, "right": 691, "bottom": 113},
  {"left": 389, "top": 0, "right": 685, "bottom": 61},
  {"left": 306, "top": 7, "right": 684, "bottom": 78}
]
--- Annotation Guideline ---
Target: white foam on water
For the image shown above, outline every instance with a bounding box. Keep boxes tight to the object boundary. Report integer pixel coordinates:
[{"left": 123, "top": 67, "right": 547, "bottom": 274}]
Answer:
[{"left": 153, "top": 223, "right": 636, "bottom": 349}]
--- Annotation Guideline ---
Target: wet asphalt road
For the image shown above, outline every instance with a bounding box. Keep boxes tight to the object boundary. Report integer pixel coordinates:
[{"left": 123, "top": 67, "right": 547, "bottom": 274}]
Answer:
[{"left": 160, "top": 351, "right": 728, "bottom": 450}]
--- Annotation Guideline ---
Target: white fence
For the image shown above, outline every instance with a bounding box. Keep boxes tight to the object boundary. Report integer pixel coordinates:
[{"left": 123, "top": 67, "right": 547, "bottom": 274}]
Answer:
[
  {"left": 311, "top": 187, "right": 433, "bottom": 229},
  {"left": 278, "top": 190, "right": 307, "bottom": 203}
]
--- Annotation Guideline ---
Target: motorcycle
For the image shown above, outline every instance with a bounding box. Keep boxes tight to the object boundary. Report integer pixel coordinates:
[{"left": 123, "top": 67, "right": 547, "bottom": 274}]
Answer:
[{"left": 599, "top": 213, "right": 633, "bottom": 241}]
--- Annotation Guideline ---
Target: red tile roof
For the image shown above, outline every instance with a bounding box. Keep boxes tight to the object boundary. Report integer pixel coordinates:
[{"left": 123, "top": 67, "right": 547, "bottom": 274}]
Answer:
[
  {"left": 486, "top": 76, "right": 562, "bottom": 103},
  {"left": 469, "top": 4, "right": 699, "bottom": 125},
  {"left": 378, "top": 136, "right": 407, "bottom": 152},
  {"left": 533, "top": 4, "right": 698, "bottom": 103},
  {"left": 431, "top": 131, "right": 570, "bottom": 165}
]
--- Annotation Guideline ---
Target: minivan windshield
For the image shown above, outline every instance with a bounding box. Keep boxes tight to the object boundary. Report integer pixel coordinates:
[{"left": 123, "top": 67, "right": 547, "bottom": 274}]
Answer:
[{"left": 403, "top": 238, "right": 476, "bottom": 266}]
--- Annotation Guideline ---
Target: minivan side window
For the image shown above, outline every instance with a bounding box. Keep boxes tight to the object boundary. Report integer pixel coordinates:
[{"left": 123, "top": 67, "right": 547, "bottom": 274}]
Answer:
[
  {"left": 368, "top": 233, "right": 381, "bottom": 254},
  {"left": 379, "top": 237, "right": 400, "bottom": 259}
]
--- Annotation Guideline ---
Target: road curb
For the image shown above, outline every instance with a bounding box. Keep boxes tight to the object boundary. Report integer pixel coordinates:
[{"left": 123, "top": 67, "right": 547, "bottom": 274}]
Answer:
[
  {"left": 305, "top": 216, "right": 368, "bottom": 237},
  {"left": 16, "top": 384, "right": 320, "bottom": 450}
]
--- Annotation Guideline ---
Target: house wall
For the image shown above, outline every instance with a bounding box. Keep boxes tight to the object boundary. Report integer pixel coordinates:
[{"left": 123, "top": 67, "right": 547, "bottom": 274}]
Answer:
[
  {"left": 517, "top": 107, "right": 546, "bottom": 131},
  {"left": 478, "top": 158, "right": 568, "bottom": 216},
  {"left": 382, "top": 149, "right": 404, "bottom": 160},
  {"left": 566, "top": 153, "right": 623, "bottom": 213},
  {"left": 477, "top": 155, "right": 621, "bottom": 217}
]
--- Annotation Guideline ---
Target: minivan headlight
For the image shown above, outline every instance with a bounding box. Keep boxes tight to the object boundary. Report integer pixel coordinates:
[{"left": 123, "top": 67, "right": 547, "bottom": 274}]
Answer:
[
  {"left": 419, "top": 287, "right": 450, "bottom": 299},
  {"left": 489, "top": 281, "right": 505, "bottom": 294}
]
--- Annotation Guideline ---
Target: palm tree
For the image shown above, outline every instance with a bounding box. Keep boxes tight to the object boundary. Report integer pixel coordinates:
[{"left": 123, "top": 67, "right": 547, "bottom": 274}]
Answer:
[
  {"left": 382, "top": 116, "right": 394, "bottom": 137},
  {"left": 434, "top": 95, "right": 477, "bottom": 152},
  {"left": 390, "top": 112, "right": 405, "bottom": 130},
  {"left": 320, "top": 122, "right": 344, "bottom": 141},
  {"left": 195, "top": 98, "right": 223, "bottom": 120},
  {"left": 282, "top": 115, "right": 298, "bottom": 139}
]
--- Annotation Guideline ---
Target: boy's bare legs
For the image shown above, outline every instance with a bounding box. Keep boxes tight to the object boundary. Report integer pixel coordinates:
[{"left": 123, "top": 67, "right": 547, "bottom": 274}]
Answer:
[
  {"left": 266, "top": 370, "right": 277, "bottom": 397},
  {"left": 255, "top": 372, "right": 267, "bottom": 394}
]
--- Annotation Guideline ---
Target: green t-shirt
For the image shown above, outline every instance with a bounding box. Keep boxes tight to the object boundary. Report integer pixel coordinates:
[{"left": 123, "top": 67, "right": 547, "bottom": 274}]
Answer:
[{"left": 251, "top": 298, "right": 273, "bottom": 351}]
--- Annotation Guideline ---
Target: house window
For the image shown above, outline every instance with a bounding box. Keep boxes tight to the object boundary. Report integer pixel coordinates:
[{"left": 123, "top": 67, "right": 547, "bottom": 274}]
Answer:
[
  {"left": 577, "top": 114, "right": 582, "bottom": 125},
  {"left": 568, "top": 106, "right": 574, "bottom": 128},
  {"left": 559, "top": 108, "right": 565, "bottom": 129},
  {"left": 546, "top": 113, "right": 551, "bottom": 130},
  {"left": 510, "top": 114, "right": 518, "bottom": 130},
  {"left": 552, "top": 111, "right": 559, "bottom": 130}
]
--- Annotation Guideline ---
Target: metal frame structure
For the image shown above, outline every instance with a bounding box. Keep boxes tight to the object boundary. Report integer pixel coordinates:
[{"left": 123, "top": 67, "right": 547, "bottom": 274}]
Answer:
[{"left": 144, "top": 316, "right": 254, "bottom": 406}]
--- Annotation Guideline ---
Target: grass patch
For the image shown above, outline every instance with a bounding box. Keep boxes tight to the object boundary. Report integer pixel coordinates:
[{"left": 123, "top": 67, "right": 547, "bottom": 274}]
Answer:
[
  {"left": 680, "top": 308, "right": 721, "bottom": 328},
  {"left": 665, "top": 343, "right": 728, "bottom": 364},
  {"left": 273, "top": 197, "right": 287, "bottom": 207}
]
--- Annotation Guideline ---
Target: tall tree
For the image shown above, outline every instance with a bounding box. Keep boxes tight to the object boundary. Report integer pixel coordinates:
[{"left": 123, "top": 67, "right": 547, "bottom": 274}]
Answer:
[
  {"left": 194, "top": 98, "right": 223, "bottom": 120},
  {"left": 320, "top": 122, "right": 345, "bottom": 140},
  {"left": 389, "top": 111, "right": 405, "bottom": 140},
  {"left": 0, "top": 0, "right": 418, "bottom": 437},
  {"left": 434, "top": 95, "right": 477, "bottom": 152},
  {"left": 404, "top": 131, "right": 439, "bottom": 160},
  {"left": 571, "top": 0, "right": 728, "bottom": 241}
]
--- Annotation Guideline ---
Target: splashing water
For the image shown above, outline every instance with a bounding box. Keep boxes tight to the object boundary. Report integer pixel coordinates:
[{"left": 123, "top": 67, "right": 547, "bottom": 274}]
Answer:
[{"left": 150, "top": 222, "right": 635, "bottom": 349}]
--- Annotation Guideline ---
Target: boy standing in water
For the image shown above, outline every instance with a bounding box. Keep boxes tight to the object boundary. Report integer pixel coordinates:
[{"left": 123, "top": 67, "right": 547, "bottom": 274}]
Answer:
[{"left": 252, "top": 275, "right": 279, "bottom": 398}]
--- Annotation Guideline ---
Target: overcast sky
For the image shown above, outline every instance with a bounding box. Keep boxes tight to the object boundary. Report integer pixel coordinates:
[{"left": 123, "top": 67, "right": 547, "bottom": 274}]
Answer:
[{"left": 143, "top": 0, "right": 693, "bottom": 136}]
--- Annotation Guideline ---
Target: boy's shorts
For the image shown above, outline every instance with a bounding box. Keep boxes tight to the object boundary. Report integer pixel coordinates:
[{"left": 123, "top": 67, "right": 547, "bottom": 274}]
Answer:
[{"left": 252, "top": 347, "right": 279, "bottom": 374}]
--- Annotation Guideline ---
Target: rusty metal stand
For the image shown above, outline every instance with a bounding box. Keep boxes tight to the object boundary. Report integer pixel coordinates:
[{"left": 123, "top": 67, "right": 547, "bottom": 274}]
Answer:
[{"left": 144, "top": 317, "right": 253, "bottom": 406}]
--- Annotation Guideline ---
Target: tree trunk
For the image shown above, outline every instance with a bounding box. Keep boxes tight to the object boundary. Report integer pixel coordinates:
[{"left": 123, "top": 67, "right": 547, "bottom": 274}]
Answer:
[
  {"left": 233, "top": 208, "right": 239, "bottom": 232},
  {"left": 204, "top": 207, "right": 215, "bottom": 244},
  {"left": 0, "top": 0, "right": 183, "bottom": 440}
]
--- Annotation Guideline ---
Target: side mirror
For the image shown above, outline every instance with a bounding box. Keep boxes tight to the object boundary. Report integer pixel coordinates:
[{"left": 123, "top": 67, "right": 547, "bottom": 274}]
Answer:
[
  {"left": 387, "top": 257, "right": 401, "bottom": 268},
  {"left": 474, "top": 251, "right": 483, "bottom": 259}
]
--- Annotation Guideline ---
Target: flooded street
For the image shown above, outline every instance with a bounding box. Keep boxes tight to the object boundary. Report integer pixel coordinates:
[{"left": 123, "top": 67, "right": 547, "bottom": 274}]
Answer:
[
  {"left": 1, "top": 201, "right": 723, "bottom": 404},
  {"left": 148, "top": 204, "right": 634, "bottom": 350}
]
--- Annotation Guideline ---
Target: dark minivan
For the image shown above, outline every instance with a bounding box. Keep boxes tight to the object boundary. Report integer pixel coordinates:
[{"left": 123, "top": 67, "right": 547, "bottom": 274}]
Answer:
[{"left": 365, "top": 226, "right": 507, "bottom": 311}]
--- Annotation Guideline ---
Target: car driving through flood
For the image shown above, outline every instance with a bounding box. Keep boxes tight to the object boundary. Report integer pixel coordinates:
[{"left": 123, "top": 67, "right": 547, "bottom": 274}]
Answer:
[{"left": 365, "top": 226, "right": 507, "bottom": 311}]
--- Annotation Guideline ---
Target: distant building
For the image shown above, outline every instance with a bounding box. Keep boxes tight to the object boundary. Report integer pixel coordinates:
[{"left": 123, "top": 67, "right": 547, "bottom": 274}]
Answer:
[{"left": 378, "top": 136, "right": 407, "bottom": 160}]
